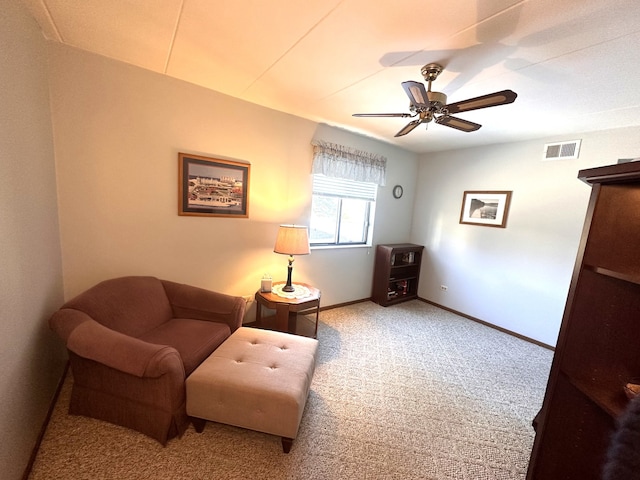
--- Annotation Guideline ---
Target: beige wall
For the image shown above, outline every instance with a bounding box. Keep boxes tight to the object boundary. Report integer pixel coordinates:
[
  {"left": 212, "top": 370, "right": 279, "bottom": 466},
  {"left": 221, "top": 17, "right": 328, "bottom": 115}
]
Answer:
[
  {"left": 413, "top": 129, "right": 640, "bottom": 346},
  {"left": 47, "top": 44, "right": 418, "bottom": 314},
  {"left": 0, "top": 3, "right": 65, "bottom": 479}
]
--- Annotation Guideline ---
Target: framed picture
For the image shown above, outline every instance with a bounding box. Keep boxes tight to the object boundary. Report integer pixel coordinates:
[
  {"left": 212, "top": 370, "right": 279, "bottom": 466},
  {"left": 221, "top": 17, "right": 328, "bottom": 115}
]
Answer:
[
  {"left": 459, "top": 190, "right": 512, "bottom": 228},
  {"left": 178, "top": 153, "right": 250, "bottom": 217}
]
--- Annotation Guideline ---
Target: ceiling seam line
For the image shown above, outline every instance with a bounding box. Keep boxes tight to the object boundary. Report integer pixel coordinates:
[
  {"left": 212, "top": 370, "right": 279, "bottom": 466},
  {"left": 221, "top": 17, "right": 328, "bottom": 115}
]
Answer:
[
  {"left": 240, "top": 0, "right": 348, "bottom": 95},
  {"left": 326, "top": 1, "right": 532, "bottom": 100},
  {"left": 41, "top": 0, "right": 64, "bottom": 42},
  {"left": 513, "top": 27, "right": 640, "bottom": 76},
  {"left": 445, "top": 0, "right": 530, "bottom": 43},
  {"left": 389, "top": 0, "right": 531, "bottom": 69},
  {"left": 319, "top": 69, "right": 387, "bottom": 101},
  {"left": 164, "top": 0, "right": 186, "bottom": 74}
]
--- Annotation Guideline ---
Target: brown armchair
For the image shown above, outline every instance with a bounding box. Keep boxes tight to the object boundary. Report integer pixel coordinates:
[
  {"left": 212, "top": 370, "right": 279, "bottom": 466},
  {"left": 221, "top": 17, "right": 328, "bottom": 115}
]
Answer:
[{"left": 49, "top": 276, "right": 246, "bottom": 444}]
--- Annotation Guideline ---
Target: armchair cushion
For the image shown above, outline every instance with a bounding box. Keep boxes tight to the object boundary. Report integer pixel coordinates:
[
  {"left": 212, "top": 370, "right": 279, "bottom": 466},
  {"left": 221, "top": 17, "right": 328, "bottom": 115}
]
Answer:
[{"left": 138, "top": 318, "right": 231, "bottom": 376}]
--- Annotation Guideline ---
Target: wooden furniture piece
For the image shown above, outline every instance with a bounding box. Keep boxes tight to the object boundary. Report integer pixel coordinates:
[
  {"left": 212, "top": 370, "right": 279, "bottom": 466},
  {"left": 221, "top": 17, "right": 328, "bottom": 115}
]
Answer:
[
  {"left": 372, "top": 243, "right": 424, "bottom": 306},
  {"left": 526, "top": 162, "right": 640, "bottom": 479},
  {"left": 253, "top": 282, "right": 321, "bottom": 338}
]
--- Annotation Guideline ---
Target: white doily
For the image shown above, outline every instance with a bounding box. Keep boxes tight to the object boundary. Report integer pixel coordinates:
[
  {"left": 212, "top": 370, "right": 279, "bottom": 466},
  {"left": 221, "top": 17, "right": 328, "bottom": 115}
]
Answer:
[{"left": 272, "top": 283, "right": 311, "bottom": 299}]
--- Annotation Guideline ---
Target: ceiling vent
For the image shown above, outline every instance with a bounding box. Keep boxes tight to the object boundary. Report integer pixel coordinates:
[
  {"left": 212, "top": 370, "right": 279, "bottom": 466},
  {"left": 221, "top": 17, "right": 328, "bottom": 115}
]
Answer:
[{"left": 543, "top": 140, "right": 581, "bottom": 160}]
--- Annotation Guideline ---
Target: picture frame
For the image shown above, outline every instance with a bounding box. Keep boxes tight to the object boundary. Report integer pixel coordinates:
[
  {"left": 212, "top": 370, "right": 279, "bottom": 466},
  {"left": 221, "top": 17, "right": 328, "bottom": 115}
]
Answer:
[
  {"left": 178, "top": 153, "right": 250, "bottom": 217},
  {"left": 459, "top": 190, "right": 512, "bottom": 228}
]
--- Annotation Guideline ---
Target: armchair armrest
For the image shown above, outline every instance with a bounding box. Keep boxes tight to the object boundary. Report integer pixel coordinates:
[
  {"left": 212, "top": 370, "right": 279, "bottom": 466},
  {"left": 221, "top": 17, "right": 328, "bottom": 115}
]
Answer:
[
  {"left": 52, "top": 308, "right": 184, "bottom": 378},
  {"left": 161, "top": 280, "right": 246, "bottom": 332}
]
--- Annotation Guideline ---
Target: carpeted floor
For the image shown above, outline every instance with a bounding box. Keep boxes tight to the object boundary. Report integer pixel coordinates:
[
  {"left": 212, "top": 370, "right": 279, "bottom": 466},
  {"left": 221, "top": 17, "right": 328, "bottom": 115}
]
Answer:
[{"left": 29, "top": 300, "right": 553, "bottom": 479}]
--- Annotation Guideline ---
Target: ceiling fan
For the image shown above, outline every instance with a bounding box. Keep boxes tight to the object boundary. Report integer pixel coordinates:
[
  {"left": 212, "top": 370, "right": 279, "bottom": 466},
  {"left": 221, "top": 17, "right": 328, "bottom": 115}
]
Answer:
[{"left": 353, "top": 63, "right": 517, "bottom": 137}]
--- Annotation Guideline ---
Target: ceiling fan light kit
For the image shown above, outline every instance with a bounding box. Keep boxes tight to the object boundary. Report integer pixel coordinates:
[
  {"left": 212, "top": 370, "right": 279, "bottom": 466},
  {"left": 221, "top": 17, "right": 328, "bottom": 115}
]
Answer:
[{"left": 353, "top": 63, "right": 517, "bottom": 138}]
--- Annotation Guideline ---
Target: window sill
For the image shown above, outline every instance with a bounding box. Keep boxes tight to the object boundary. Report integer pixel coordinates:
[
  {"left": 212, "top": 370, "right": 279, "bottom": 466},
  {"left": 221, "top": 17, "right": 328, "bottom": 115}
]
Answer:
[{"left": 311, "top": 243, "right": 372, "bottom": 251}]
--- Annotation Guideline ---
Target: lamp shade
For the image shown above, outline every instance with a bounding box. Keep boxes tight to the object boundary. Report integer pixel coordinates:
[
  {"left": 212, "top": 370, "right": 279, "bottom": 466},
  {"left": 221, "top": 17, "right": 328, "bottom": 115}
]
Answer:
[{"left": 273, "top": 225, "right": 310, "bottom": 256}]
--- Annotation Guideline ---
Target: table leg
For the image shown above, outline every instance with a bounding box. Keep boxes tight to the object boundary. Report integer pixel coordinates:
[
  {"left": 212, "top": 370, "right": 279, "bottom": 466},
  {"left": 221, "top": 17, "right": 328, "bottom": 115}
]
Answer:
[
  {"left": 255, "top": 301, "right": 262, "bottom": 326},
  {"left": 275, "top": 303, "right": 290, "bottom": 333},
  {"left": 288, "top": 311, "right": 297, "bottom": 333}
]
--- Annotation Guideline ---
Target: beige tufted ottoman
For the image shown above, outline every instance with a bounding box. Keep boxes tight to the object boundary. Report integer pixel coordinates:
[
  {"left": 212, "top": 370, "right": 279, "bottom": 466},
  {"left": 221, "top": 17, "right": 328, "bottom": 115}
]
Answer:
[{"left": 186, "top": 327, "right": 318, "bottom": 452}]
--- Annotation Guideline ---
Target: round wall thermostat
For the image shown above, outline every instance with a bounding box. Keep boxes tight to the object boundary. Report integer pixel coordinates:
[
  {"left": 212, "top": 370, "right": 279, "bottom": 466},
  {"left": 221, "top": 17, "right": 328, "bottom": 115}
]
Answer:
[{"left": 392, "top": 185, "right": 403, "bottom": 199}]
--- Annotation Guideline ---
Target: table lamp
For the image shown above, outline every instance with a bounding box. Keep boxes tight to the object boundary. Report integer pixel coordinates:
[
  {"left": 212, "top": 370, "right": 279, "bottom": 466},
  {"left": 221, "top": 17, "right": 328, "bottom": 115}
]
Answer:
[{"left": 273, "top": 225, "right": 310, "bottom": 292}]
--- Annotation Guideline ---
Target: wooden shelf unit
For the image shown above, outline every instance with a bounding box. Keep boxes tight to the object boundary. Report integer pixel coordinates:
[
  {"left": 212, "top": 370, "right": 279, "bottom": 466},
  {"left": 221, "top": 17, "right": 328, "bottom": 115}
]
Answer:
[
  {"left": 527, "top": 161, "right": 640, "bottom": 479},
  {"left": 372, "top": 243, "right": 424, "bottom": 306}
]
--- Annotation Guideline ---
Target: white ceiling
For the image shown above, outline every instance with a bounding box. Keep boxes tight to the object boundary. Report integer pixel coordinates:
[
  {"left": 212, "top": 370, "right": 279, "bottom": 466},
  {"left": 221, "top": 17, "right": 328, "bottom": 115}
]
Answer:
[{"left": 21, "top": 0, "right": 640, "bottom": 153}]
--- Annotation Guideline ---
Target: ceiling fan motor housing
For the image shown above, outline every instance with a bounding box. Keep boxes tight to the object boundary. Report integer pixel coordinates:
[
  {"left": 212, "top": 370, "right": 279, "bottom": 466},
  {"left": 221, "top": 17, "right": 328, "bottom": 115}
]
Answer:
[{"left": 427, "top": 91, "right": 447, "bottom": 109}]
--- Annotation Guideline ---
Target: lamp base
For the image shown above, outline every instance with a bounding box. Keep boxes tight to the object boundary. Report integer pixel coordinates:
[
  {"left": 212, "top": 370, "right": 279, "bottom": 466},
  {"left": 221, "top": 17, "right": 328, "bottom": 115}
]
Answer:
[
  {"left": 283, "top": 260, "right": 295, "bottom": 292},
  {"left": 272, "top": 283, "right": 311, "bottom": 299}
]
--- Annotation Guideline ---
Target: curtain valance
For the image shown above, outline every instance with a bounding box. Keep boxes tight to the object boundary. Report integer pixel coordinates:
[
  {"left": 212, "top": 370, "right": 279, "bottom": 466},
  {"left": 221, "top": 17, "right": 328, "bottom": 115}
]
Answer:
[{"left": 311, "top": 141, "right": 387, "bottom": 186}]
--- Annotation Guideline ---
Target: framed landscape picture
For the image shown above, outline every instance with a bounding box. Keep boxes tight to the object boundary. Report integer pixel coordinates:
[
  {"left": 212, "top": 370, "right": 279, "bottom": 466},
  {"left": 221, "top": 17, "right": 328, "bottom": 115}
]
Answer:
[
  {"left": 178, "top": 153, "right": 250, "bottom": 217},
  {"left": 459, "top": 190, "right": 512, "bottom": 228}
]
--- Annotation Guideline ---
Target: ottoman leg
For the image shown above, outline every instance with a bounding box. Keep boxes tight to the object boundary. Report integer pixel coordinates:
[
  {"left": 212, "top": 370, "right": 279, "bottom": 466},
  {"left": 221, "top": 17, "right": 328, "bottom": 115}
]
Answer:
[
  {"left": 192, "top": 417, "right": 206, "bottom": 433},
  {"left": 281, "top": 437, "right": 293, "bottom": 453}
]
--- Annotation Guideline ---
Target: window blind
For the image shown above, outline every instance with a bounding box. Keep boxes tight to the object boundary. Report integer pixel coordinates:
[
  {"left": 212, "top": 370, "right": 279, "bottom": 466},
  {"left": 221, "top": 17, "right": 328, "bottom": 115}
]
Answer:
[{"left": 312, "top": 174, "right": 377, "bottom": 201}]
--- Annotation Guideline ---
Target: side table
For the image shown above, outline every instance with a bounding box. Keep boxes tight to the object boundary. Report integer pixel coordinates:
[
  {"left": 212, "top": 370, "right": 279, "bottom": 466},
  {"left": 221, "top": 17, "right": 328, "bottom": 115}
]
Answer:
[{"left": 253, "top": 282, "right": 321, "bottom": 338}]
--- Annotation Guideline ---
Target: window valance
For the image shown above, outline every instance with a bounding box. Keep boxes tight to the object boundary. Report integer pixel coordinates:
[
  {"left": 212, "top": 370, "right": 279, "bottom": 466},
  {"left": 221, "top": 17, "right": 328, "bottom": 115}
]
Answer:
[{"left": 311, "top": 141, "right": 387, "bottom": 186}]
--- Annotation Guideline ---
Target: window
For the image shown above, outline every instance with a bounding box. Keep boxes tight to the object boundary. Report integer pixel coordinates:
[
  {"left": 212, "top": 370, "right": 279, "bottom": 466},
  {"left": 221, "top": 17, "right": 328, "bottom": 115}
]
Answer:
[
  {"left": 310, "top": 175, "right": 377, "bottom": 247},
  {"left": 309, "top": 140, "right": 385, "bottom": 247}
]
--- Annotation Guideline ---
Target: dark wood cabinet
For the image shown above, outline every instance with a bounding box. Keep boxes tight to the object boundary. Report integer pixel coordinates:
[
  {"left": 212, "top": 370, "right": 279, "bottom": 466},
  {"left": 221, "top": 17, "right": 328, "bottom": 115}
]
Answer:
[
  {"left": 372, "top": 243, "right": 424, "bottom": 306},
  {"left": 527, "top": 162, "right": 640, "bottom": 479}
]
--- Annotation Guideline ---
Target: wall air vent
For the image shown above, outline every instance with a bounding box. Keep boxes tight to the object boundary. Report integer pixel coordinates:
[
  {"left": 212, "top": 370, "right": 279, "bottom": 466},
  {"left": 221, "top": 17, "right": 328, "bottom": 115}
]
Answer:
[{"left": 543, "top": 140, "right": 581, "bottom": 160}]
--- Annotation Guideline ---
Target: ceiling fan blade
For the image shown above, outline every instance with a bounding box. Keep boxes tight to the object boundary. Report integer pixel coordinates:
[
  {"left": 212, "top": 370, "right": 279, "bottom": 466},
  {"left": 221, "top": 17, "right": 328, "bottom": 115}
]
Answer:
[
  {"left": 394, "top": 119, "right": 422, "bottom": 137},
  {"left": 352, "top": 113, "right": 413, "bottom": 118},
  {"left": 436, "top": 115, "right": 481, "bottom": 132},
  {"left": 445, "top": 90, "right": 517, "bottom": 114},
  {"left": 401, "top": 81, "right": 429, "bottom": 107}
]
